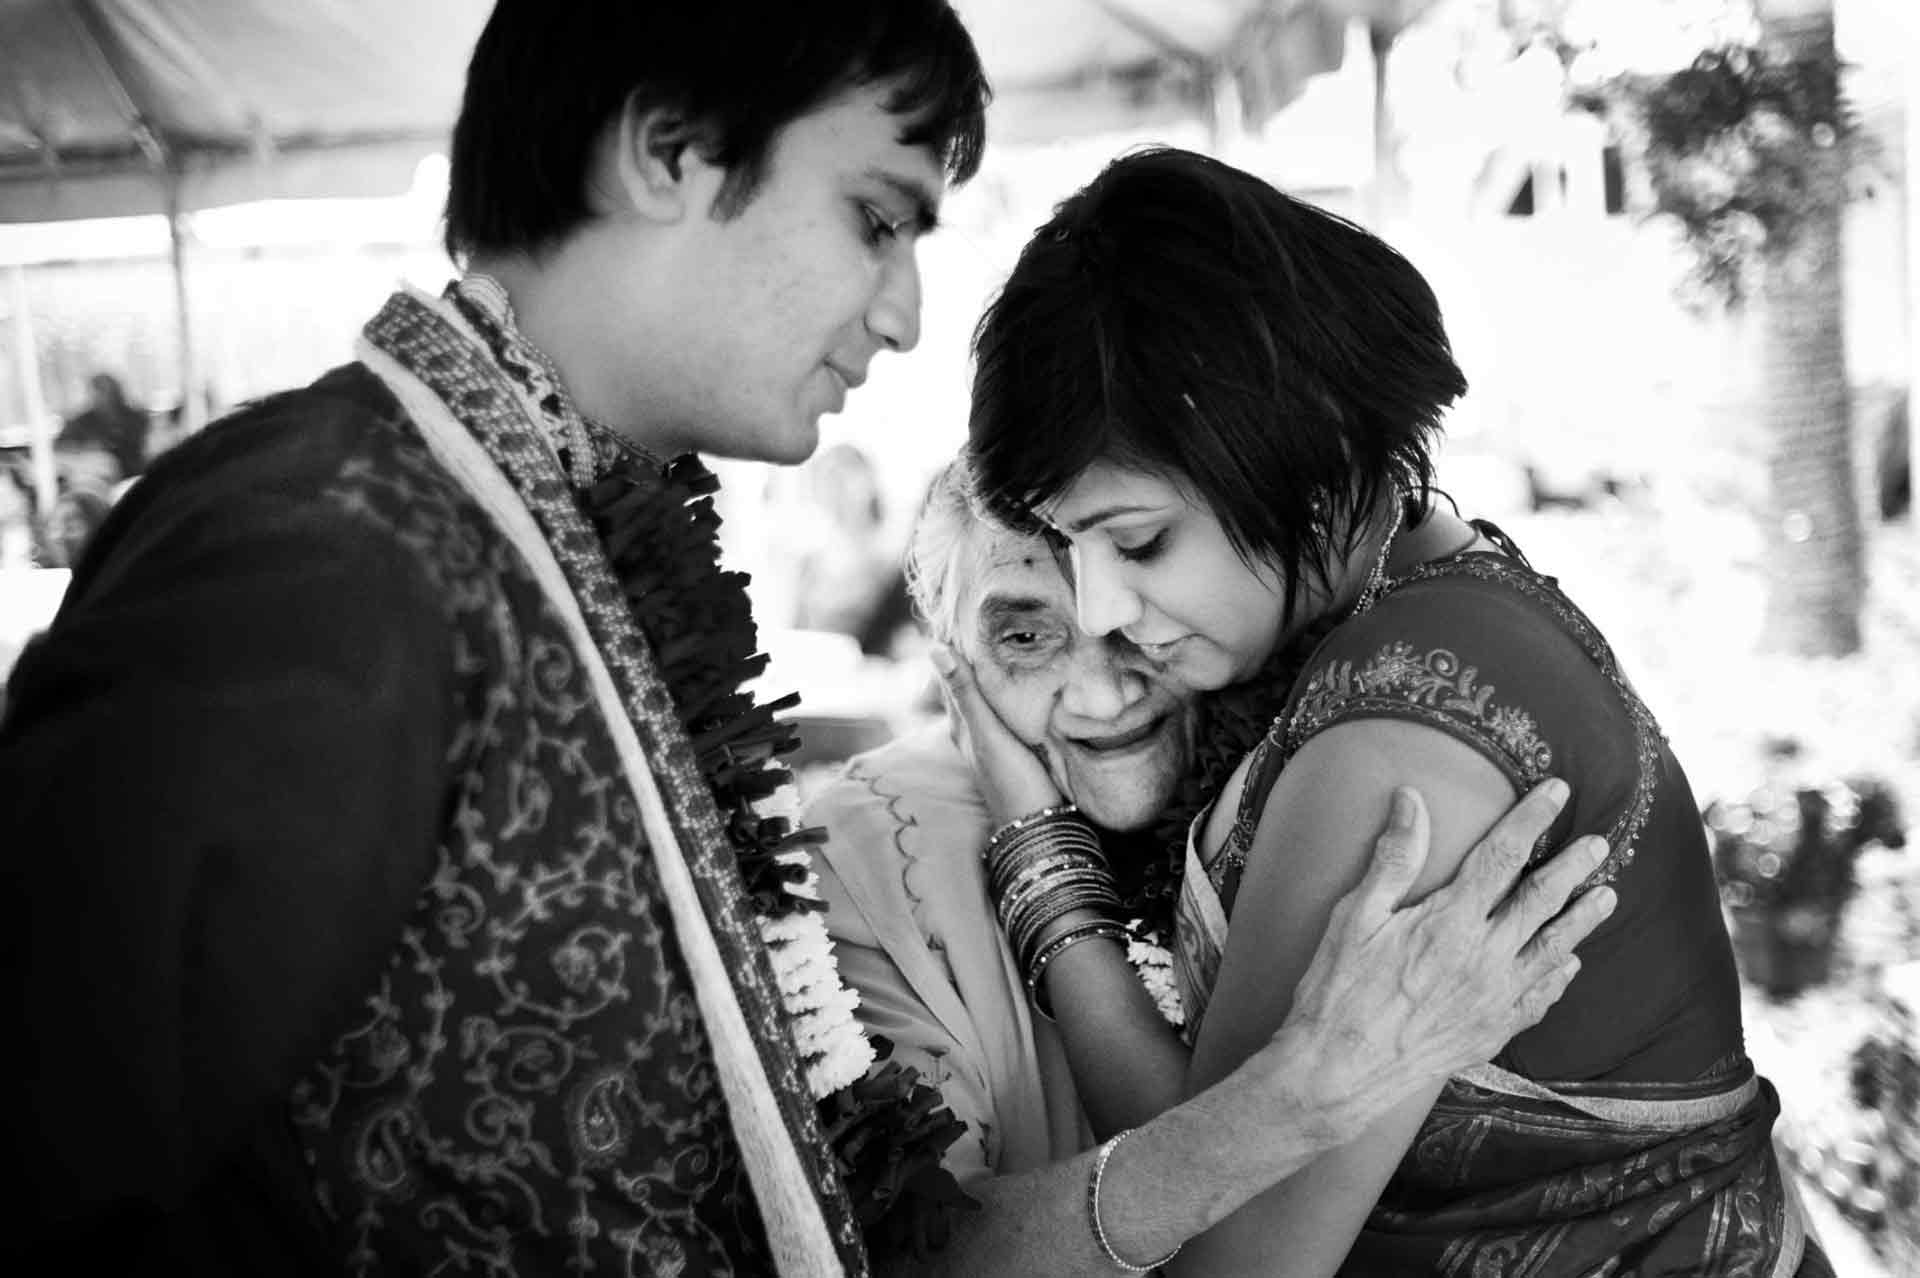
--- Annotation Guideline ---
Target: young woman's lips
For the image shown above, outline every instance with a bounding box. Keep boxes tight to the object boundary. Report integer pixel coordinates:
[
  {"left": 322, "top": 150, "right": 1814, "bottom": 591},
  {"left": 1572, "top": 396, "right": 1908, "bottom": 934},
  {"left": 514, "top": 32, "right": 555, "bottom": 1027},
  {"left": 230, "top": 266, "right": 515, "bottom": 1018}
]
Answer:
[
  {"left": 1136, "top": 637, "right": 1187, "bottom": 663},
  {"left": 1073, "top": 716, "right": 1164, "bottom": 754}
]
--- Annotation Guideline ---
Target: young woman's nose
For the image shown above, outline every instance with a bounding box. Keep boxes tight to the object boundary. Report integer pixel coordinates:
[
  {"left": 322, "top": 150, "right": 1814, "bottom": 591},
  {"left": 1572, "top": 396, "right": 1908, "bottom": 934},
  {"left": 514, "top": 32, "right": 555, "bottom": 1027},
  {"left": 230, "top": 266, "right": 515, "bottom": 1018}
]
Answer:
[{"left": 1074, "top": 554, "right": 1143, "bottom": 639}]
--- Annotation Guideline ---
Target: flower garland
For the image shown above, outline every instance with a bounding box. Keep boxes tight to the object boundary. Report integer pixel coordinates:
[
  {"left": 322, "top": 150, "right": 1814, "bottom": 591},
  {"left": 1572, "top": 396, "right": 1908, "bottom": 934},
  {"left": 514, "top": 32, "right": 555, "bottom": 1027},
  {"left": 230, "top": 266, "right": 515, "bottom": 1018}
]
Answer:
[
  {"left": 577, "top": 452, "right": 974, "bottom": 1257},
  {"left": 441, "top": 273, "right": 970, "bottom": 1258}
]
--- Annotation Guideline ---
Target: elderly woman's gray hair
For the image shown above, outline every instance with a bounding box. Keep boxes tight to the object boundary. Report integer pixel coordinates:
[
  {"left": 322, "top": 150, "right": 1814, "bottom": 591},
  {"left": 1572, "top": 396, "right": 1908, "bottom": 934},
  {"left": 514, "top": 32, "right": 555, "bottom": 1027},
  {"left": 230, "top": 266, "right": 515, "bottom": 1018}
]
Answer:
[{"left": 903, "top": 459, "right": 985, "bottom": 647}]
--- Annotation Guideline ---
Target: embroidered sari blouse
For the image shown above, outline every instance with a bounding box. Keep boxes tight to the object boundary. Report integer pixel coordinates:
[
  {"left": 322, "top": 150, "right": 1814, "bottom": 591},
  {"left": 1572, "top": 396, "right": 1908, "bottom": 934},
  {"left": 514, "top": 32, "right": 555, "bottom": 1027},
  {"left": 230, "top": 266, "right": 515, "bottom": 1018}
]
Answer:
[
  {"left": 1165, "top": 549, "right": 1824, "bottom": 1276},
  {"left": 1181, "top": 548, "right": 1745, "bottom": 1088}
]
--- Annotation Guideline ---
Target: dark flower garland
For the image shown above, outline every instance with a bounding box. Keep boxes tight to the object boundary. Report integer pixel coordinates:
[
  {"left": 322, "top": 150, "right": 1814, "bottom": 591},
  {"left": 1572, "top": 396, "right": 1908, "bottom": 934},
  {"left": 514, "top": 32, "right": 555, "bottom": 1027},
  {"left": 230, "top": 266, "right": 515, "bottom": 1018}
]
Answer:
[{"left": 580, "top": 451, "right": 974, "bottom": 1259}]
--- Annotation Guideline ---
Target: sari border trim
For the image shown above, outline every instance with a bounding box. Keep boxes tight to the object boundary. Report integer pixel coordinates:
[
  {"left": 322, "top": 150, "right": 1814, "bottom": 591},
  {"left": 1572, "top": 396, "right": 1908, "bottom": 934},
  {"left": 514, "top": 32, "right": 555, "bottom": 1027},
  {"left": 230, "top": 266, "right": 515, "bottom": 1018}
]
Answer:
[
  {"left": 356, "top": 313, "right": 845, "bottom": 1276},
  {"left": 1455, "top": 1061, "right": 1759, "bottom": 1129},
  {"left": 1773, "top": 1143, "right": 1811, "bottom": 1278}
]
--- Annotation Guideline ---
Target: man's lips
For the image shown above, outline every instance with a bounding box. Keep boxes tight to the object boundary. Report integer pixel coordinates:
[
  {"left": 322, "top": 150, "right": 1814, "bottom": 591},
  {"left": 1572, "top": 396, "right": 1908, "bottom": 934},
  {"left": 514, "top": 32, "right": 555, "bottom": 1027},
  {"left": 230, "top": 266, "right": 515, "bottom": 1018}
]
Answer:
[{"left": 1069, "top": 714, "right": 1167, "bottom": 753}]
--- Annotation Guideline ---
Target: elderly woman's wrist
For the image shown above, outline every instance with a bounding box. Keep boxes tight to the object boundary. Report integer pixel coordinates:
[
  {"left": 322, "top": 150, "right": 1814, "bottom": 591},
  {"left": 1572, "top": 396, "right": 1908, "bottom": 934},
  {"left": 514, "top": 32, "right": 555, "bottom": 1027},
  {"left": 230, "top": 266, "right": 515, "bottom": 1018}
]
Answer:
[
  {"left": 982, "top": 806, "right": 1129, "bottom": 1019},
  {"left": 1253, "top": 1021, "right": 1382, "bottom": 1152}
]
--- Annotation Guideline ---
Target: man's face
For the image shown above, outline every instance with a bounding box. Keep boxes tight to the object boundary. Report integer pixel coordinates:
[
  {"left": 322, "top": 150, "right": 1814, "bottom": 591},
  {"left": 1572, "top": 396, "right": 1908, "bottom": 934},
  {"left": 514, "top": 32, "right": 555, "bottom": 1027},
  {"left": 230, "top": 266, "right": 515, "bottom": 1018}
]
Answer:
[
  {"left": 631, "top": 84, "right": 943, "bottom": 465},
  {"left": 953, "top": 525, "right": 1198, "bottom": 832}
]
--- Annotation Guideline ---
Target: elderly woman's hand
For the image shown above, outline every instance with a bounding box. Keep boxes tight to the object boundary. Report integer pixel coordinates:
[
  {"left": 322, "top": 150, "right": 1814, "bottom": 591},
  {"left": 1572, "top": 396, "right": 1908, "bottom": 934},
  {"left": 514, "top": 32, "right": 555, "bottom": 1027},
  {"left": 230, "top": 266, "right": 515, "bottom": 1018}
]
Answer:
[
  {"left": 1253, "top": 782, "right": 1616, "bottom": 1136},
  {"left": 930, "top": 642, "right": 1066, "bottom": 826}
]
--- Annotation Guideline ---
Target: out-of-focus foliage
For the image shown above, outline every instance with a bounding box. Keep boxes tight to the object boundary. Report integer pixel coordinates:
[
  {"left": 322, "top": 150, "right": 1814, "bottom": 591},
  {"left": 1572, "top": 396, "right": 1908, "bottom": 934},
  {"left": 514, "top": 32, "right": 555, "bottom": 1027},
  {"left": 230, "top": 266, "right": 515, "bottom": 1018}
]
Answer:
[{"left": 1576, "top": 41, "right": 1873, "bottom": 309}]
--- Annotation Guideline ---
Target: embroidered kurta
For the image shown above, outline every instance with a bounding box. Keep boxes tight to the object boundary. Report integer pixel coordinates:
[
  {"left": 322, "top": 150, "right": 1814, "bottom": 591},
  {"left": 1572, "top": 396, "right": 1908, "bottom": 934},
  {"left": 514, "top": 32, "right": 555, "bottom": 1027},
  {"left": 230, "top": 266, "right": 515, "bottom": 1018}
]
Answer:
[{"left": 1, "top": 290, "right": 854, "bottom": 1275}]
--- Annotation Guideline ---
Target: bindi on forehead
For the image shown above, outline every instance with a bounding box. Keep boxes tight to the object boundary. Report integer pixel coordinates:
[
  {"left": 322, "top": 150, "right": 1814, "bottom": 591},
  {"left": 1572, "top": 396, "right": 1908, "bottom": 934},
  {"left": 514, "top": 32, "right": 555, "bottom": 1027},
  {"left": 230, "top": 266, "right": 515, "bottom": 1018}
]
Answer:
[{"left": 978, "top": 534, "right": 1056, "bottom": 573}]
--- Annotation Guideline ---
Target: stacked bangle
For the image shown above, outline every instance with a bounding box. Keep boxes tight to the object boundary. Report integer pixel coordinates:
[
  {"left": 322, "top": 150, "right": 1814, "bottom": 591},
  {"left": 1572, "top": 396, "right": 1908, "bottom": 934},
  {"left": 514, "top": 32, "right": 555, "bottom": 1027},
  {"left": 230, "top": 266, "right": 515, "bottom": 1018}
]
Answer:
[
  {"left": 1089, "top": 1129, "right": 1183, "bottom": 1272},
  {"left": 1025, "top": 917, "right": 1129, "bottom": 1019},
  {"left": 983, "top": 804, "right": 1126, "bottom": 1019},
  {"left": 982, "top": 802, "right": 1080, "bottom": 863}
]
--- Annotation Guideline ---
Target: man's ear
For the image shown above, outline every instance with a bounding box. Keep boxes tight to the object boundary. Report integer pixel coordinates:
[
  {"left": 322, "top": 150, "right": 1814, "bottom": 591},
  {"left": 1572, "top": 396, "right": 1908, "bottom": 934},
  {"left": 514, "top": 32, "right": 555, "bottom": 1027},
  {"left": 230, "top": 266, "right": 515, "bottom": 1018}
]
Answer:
[{"left": 598, "top": 96, "right": 712, "bottom": 223}]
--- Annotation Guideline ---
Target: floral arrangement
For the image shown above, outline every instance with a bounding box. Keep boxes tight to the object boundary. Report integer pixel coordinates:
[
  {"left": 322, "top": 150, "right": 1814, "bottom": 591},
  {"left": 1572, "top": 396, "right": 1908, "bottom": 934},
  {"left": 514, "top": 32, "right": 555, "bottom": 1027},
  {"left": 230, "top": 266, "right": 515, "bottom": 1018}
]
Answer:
[
  {"left": 1703, "top": 743, "right": 1906, "bottom": 998},
  {"left": 1764, "top": 963, "right": 1920, "bottom": 1268},
  {"left": 1575, "top": 38, "right": 1871, "bottom": 309},
  {"left": 1843, "top": 1006, "right": 1920, "bottom": 1254},
  {"left": 582, "top": 454, "right": 971, "bottom": 1258}
]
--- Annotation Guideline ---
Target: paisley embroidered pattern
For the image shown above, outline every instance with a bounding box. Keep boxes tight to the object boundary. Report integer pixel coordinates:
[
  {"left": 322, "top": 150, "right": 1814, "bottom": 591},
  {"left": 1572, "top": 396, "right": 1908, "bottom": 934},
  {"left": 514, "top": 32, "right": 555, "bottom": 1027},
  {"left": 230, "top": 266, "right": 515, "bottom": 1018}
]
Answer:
[
  {"left": 368, "top": 288, "right": 871, "bottom": 1262},
  {"left": 286, "top": 397, "right": 766, "bottom": 1275}
]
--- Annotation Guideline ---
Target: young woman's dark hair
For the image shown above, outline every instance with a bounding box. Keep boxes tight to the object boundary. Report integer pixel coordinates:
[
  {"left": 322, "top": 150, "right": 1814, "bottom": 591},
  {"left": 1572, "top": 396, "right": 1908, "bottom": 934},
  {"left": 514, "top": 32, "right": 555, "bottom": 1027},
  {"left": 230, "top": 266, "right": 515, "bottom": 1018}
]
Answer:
[
  {"left": 444, "top": 0, "right": 990, "bottom": 261},
  {"left": 967, "top": 147, "right": 1465, "bottom": 621}
]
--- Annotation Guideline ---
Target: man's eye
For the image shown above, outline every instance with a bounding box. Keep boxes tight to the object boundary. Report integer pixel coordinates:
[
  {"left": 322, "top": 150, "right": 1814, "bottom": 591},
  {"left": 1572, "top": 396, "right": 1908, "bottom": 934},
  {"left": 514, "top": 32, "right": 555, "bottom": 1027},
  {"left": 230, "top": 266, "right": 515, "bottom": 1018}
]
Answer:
[
  {"left": 859, "top": 204, "right": 899, "bottom": 247},
  {"left": 1115, "top": 530, "right": 1168, "bottom": 564}
]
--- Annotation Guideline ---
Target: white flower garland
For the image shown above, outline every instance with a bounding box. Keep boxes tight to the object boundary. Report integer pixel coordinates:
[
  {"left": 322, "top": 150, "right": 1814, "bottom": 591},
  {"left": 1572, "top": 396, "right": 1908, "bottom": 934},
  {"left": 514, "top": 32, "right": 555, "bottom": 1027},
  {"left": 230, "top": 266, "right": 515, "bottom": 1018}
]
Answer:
[
  {"left": 756, "top": 792, "right": 876, "bottom": 1097},
  {"left": 757, "top": 793, "right": 1189, "bottom": 1094},
  {"left": 1126, "top": 923, "right": 1187, "bottom": 1030}
]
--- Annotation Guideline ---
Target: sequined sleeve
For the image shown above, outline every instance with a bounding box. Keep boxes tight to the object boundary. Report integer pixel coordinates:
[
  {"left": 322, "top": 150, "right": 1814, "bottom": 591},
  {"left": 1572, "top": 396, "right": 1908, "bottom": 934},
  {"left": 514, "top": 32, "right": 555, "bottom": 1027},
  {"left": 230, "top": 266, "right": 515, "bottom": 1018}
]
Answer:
[{"left": 1281, "top": 557, "right": 1656, "bottom": 876}]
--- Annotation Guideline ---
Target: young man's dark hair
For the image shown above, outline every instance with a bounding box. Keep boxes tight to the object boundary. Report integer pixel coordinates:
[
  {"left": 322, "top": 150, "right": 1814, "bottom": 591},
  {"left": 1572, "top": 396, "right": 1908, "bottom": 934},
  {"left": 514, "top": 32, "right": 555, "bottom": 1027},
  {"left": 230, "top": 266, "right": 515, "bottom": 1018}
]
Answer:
[
  {"left": 445, "top": 0, "right": 990, "bottom": 260},
  {"left": 967, "top": 146, "right": 1464, "bottom": 621}
]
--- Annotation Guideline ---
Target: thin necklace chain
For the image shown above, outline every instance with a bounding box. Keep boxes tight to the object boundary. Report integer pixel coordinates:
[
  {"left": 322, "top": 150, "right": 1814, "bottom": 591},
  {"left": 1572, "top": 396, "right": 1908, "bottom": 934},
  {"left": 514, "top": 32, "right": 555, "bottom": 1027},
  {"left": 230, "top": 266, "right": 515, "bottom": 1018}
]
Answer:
[{"left": 1351, "top": 493, "right": 1405, "bottom": 617}]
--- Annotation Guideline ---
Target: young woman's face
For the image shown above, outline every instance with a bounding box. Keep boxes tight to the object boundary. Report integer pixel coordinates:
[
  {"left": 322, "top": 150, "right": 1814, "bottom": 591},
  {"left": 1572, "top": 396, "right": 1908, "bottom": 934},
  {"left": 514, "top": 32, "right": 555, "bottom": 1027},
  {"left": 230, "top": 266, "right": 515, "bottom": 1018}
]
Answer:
[{"left": 1040, "top": 461, "right": 1325, "bottom": 693}]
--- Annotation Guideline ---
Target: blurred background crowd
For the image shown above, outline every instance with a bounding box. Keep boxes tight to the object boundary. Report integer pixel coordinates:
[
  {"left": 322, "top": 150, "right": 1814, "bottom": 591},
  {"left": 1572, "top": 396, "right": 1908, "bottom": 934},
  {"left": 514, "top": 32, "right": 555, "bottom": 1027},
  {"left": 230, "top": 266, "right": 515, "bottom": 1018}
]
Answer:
[{"left": 1, "top": 0, "right": 1915, "bottom": 1269}]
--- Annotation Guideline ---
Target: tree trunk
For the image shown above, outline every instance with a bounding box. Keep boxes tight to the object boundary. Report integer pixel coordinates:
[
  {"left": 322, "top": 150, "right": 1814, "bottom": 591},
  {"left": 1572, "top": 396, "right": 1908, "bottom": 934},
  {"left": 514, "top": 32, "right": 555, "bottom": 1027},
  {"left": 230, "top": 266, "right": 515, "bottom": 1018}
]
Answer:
[{"left": 1755, "top": 3, "right": 1864, "bottom": 657}]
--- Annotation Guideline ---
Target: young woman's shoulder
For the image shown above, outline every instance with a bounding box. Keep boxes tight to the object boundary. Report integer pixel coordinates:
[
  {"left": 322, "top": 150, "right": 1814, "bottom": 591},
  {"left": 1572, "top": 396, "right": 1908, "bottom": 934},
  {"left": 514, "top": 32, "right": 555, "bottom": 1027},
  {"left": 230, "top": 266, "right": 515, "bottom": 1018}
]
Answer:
[{"left": 1284, "top": 556, "right": 1644, "bottom": 807}]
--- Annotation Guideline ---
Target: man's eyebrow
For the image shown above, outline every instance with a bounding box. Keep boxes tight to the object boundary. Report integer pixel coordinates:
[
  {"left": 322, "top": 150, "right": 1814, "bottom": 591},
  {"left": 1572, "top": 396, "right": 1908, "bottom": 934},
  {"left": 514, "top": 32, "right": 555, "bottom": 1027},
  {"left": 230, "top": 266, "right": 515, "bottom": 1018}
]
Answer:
[
  {"left": 867, "top": 169, "right": 941, "bottom": 233},
  {"left": 1063, "top": 503, "right": 1161, "bottom": 535}
]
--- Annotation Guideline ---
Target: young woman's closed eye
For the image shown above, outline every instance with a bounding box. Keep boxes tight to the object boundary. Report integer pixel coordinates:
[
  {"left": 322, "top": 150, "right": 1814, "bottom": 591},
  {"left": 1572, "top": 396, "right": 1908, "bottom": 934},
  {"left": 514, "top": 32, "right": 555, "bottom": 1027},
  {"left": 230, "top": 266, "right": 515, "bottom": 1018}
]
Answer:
[{"left": 1114, "top": 529, "right": 1168, "bottom": 564}]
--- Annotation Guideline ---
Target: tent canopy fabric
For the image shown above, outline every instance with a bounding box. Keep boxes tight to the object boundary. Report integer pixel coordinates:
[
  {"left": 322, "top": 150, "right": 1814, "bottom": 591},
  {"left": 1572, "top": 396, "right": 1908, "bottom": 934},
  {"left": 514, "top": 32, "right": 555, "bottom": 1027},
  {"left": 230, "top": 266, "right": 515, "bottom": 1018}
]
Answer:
[
  {"left": 0, "top": 0, "right": 1407, "bottom": 225},
  {"left": 0, "top": 0, "right": 485, "bottom": 223},
  {"left": 958, "top": 0, "right": 1363, "bottom": 140}
]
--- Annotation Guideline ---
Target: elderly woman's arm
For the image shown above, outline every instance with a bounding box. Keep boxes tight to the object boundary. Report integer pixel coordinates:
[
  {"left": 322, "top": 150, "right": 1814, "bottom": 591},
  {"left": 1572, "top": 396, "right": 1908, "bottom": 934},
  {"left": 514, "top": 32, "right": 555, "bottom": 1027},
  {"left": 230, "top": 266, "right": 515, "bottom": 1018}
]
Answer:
[
  {"left": 1174, "top": 721, "right": 1557, "bottom": 1276},
  {"left": 870, "top": 780, "right": 1611, "bottom": 1276}
]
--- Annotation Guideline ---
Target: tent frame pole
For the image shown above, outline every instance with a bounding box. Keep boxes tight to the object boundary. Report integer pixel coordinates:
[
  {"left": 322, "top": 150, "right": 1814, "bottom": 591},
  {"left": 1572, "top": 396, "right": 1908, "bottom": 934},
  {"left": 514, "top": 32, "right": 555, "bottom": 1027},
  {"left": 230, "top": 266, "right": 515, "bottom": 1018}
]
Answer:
[
  {"left": 8, "top": 263, "right": 55, "bottom": 517},
  {"left": 166, "top": 174, "right": 197, "bottom": 433}
]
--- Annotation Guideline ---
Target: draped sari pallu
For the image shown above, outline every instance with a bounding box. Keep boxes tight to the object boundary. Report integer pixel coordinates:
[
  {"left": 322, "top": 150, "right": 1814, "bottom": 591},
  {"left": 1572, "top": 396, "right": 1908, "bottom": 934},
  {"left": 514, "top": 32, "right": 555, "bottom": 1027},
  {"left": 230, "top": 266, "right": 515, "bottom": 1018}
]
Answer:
[{"left": 1349, "top": 1063, "right": 1826, "bottom": 1278}]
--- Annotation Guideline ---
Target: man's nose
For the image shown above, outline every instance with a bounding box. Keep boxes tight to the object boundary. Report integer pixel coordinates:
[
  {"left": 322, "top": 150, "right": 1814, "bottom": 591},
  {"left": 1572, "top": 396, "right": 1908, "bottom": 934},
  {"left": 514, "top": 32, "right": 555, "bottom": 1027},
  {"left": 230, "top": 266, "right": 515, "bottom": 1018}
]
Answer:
[{"left": 867, "top": 250, "right": 923, "bottom": 353}]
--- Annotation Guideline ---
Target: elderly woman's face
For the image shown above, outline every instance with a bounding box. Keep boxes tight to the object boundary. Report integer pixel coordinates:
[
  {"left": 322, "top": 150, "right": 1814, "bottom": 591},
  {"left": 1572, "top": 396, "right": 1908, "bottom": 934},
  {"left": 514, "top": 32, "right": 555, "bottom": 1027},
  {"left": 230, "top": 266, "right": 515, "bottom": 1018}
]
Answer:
[
  {"left": 953, "top": 518, "right": 1197, "bottom": 831},
  {"left": 1039, "top": 461, "right": 1327, "bottom": 693}
]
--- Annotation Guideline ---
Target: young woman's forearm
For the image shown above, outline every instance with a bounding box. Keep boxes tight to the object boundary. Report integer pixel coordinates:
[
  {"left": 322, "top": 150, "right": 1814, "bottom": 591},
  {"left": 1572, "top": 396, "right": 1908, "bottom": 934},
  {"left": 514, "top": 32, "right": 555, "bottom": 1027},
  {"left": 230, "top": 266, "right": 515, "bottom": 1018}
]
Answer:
[
  {"left": 875, "top": 1024, "right": 1349, "bottom": 1278},
  {"left": 1041, "top": 932, "right": 1191, "bottom": 1136}
]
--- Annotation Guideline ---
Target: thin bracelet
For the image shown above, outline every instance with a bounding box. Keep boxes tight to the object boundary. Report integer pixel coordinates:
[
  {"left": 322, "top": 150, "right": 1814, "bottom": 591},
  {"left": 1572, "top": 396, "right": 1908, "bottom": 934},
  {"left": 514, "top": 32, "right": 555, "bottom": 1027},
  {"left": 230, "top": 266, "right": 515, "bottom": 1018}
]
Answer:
[{"left": 1089, "top": 1129, "right": 1183, "bottom": 1272}]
